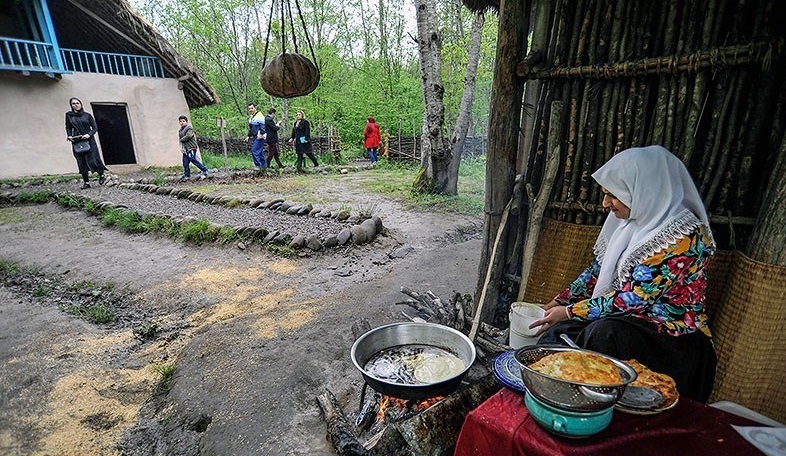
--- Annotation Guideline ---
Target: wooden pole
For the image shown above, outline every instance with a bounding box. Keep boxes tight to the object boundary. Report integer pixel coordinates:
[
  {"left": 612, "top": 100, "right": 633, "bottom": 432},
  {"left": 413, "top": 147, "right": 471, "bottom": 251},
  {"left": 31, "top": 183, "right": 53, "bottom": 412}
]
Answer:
[
  {"left": 219, "top": 117, "right": 229, "bottom": 173},
  {"left": 518, "top": 101, "right": 562, "bottom": 301},
  {"left": 474, "top": 0, "right": 529, "bottom": 324}
]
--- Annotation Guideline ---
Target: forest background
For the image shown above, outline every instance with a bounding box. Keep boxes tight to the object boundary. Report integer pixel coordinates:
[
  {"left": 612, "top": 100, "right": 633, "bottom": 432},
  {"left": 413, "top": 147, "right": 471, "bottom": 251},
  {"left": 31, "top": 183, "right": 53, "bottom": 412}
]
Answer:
[{"left": 132, "top": 0, "right": 499, "bottom": 149}]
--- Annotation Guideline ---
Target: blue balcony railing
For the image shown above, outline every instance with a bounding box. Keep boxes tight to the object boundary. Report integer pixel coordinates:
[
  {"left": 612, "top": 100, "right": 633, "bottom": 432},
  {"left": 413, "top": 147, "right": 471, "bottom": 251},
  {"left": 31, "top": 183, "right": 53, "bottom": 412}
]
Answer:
[
  {"left": 61, "top": 48, "right": 166, "bottom": 78},
  {"left": 0, "top": 36, "right": 61, "bottom": 73},
  {"left": 1, "top": 36, "right": 166, "bottom": 78}
]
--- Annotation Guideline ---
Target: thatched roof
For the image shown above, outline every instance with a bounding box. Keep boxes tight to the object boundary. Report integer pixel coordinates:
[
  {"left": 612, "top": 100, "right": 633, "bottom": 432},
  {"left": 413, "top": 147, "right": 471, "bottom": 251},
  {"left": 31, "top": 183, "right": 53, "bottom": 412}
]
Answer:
[{"left": 50, "top": 0, "right": 219, "bottom": 108}]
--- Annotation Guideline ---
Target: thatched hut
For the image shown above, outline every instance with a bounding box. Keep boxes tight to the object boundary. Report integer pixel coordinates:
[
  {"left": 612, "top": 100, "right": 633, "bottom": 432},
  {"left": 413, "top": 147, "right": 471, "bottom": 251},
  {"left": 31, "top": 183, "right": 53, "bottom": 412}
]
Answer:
[{"left": 468, "top": 0, "right": 786, "bottom": 422}]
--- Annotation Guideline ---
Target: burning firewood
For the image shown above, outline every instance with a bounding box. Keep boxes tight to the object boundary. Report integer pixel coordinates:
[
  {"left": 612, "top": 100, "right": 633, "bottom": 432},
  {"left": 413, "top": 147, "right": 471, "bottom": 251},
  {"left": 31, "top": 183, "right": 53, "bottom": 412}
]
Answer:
[{"left": 316, "top": 389, "right": 371, "bottom": 456}]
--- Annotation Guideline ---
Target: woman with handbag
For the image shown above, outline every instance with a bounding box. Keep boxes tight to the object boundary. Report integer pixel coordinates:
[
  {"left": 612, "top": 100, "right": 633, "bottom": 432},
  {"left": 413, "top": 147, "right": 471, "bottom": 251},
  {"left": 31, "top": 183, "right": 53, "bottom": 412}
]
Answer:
[
  {"left": 65, "top": 97, "right": 108, "bottom": 189},
  {"left": 288, "top": 110, "right": 319, "bottom": 172}
]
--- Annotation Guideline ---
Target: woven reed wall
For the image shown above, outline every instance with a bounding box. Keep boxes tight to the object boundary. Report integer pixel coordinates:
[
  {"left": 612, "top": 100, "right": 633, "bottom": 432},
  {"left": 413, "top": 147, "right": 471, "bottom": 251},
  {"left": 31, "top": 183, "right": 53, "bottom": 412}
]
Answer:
[
  {"left": 523, "top": 218, "right": 786, "bottom": 422},
  {"left": 522, "top": 218, "right": 600, "bottom": 304},
  {"left": 708, "top": 252, "right": 786, "bottom": 423}
]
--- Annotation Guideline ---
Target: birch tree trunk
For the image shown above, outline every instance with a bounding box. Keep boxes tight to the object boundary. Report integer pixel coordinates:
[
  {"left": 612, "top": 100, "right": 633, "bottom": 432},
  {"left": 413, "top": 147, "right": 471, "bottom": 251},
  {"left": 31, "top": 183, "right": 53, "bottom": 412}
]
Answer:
[
  {"left": 446, "top": 12, "right": 486, "bottom": 195},
  {"left": 412, "top": 0, "right": 451, "bottom": 194}
]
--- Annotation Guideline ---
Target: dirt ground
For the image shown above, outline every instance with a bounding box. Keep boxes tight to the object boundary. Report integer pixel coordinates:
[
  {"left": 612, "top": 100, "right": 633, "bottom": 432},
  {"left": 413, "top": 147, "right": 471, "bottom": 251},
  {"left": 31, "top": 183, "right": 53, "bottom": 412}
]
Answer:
[{"left": 0, "top": 169, "right": 484, "bottom": 455}]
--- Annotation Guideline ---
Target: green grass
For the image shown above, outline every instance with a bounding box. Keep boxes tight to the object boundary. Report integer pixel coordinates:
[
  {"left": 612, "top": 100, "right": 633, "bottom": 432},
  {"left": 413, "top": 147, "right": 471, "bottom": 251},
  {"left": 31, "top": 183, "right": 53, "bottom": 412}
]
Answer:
[
  {"left": 358, "top": 156, "right": 486, "bottom": 216},
  {"left": 266, "top": 244, "right": 297, "bottom": 257},
  {"left": 0, "top": 175, "right": 80, "bottom": 186},
  {"left": 33, "top": 285, "right": 51, "bottom": 297},
  {"left": 15, "top": 190, "right": 56, "bottom": 204},
  {"left": 0, "top": 260, "right": 19, "bottom": 275},
  {"left": 63, "top": 304, "right": 115, "bottom": 323},
  {"left": 152, "top": 363, "right": 176, "bottom": 396},
  {"left": 178, "top": 219, "right": 213, "bottom": 243}
]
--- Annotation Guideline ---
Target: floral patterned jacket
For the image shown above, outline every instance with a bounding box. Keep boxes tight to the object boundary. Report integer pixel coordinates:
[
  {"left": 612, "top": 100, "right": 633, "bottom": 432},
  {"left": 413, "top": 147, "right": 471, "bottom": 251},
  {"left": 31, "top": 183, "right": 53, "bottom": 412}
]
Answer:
[{"left": 555, "top": 226, "right": 714, "bottom": 337}]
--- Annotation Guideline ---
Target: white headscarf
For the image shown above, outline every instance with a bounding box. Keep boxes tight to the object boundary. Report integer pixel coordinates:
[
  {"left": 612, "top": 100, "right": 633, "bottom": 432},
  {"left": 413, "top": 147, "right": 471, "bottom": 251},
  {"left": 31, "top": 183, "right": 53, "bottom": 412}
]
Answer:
[{"left": 590, "top": 145, "right": 715, "bottom": 298}]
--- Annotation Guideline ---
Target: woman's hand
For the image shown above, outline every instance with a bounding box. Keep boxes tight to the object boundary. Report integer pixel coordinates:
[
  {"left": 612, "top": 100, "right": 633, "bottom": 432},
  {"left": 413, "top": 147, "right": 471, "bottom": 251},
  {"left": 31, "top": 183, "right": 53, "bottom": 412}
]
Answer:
[
  {"left": 81, "top": 134, "right": 89, "bottom": 140},
  {"left": 529, "top": 305, "right": 570, "bottom": 336},
  {"left": 542, "top": 299, "right": 560, "bottom": 310}
]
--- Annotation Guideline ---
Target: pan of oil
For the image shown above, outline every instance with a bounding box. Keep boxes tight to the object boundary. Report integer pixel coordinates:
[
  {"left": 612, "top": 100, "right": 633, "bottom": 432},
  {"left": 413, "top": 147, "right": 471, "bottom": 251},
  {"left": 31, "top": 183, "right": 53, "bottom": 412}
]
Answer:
[{"left": 351, "top": 322, "right": 476, "bottom": 400}]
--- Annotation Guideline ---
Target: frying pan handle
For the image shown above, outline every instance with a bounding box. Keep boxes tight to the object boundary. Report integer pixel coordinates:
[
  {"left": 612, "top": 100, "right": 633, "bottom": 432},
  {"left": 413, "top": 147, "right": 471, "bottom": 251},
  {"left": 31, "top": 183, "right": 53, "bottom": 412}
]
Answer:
[{"left": 579, "top": 386, "right": 617, "bottom": 402}]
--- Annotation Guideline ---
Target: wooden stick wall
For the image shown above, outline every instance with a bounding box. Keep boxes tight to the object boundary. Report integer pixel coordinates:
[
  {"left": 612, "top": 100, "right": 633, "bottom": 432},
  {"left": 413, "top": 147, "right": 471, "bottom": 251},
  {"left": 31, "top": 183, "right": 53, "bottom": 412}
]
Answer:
[{"left": 518, "top": 0, "right": 785, "bottom": 251}]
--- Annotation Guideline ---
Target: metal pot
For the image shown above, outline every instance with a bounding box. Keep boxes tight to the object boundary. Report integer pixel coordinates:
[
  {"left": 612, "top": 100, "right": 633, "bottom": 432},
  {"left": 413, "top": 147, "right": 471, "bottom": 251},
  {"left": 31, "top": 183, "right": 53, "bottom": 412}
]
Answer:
[{"left": 351, "top": 322, "right": 476, "bottom": 400}]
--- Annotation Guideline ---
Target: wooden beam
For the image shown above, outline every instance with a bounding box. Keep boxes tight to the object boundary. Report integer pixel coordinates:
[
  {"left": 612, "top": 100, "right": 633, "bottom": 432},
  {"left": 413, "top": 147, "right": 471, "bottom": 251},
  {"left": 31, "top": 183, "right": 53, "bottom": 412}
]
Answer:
[
  {"left": 521, "top": 41, "right": 776, "bottom": 80},
  {"left": 64, "top": 0, "right": 151, "bottom": 55}
]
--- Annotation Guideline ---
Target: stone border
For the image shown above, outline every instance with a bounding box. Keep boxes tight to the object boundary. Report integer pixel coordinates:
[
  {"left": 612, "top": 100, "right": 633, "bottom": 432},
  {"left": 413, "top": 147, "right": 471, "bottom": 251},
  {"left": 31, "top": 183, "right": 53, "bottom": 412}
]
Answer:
[
  {"left": 120, "top": 182, "right": 385, "bottom": 250},
  {"left": 2, "top": 185, "right": 384, "bottom": 252}
]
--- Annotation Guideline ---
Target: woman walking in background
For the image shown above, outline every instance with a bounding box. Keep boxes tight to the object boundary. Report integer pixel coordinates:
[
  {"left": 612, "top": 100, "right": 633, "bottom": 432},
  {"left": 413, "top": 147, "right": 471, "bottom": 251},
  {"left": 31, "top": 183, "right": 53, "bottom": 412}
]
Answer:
[
  {"left": 363, "top": 116, "right": 381, "bottom": 165},
  {"left": 177, "top": 115, "right": 209, "bottom": 180},
  {"left": 65, "top": 97, "right": 108, "bottom": 189},
  {"left": 289, "top": 110, "right": 319, "bottom": 172}
]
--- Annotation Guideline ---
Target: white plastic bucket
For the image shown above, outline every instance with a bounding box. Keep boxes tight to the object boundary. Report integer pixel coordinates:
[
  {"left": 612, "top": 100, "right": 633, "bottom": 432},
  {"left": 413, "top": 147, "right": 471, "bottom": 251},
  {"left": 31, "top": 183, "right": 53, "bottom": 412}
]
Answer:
[
  {"left": 509, "top": 328, "right": 540, "bottom": 349},
  {"left": 508, "top": 302, "right": 545, "bottom": 349}
]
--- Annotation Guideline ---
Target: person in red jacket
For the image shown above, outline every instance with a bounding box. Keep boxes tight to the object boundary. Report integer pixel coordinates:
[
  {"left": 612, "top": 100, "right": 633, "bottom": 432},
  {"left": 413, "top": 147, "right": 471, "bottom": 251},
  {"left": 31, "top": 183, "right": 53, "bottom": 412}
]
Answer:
[{"left": 363, "top": 116, "right": 381, "bottom": 164}]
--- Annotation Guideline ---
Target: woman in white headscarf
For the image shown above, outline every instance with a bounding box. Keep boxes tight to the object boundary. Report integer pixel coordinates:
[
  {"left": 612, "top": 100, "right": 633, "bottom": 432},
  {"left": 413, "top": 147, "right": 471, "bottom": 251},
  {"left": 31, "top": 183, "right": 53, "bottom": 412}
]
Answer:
[{"left": 530, "top": 145, "right": 717, "bottom": 402}]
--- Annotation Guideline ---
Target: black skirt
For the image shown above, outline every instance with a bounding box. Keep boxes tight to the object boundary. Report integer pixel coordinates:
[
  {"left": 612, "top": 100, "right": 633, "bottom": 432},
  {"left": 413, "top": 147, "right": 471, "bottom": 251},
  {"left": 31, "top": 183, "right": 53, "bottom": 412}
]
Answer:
[{"left": 538, "top": 316, "right": 717, "bottom": 402}]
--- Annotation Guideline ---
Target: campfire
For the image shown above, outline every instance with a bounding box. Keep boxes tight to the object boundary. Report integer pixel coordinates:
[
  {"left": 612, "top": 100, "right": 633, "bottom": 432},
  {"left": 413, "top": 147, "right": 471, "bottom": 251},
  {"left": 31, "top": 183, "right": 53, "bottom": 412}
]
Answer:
[
  {"left": 376, "top": 395, "right": 445, "bottom": 423},
  {"left": 359, "top": 393, "right": 446, "bottom": 431},
  {"left": 316, "top": 290, "right": 509, "bottom": 455}
]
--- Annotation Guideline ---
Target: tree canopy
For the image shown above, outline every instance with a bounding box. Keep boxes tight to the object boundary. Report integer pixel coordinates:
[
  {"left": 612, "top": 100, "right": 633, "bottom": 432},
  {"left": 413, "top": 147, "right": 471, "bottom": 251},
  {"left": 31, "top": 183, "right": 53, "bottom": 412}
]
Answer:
[{"left": 133, "top": 0, "right": 497, "bottom": 148}]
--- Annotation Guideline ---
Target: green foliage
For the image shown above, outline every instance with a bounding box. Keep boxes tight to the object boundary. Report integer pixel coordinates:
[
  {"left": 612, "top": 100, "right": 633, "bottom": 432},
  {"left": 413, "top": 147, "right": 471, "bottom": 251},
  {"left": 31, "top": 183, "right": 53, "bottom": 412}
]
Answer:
[
  {"left": 152, "top": 363, "right": 176, "bottom": 396},
  {"left": 134, "top": 0, "right": 497, "bottom": 152},
  {"left": 177, "top": 219, "right": 213, "bottom": 243},
  {"left": 0, "top": 260, "right": 19, "bottom": 275},
  {"left": 359, "top": 156, "right": 486, "bottom": 215},
  {"left": 139, "top": 214, "right": 176, "bottom": 233},
  {"left": 63, "top": 304, "right": 115, "bottom": 324},
  {"left": 200, "top": 151, "right": 249, "bottom": 170},
  {"left": 15, "top": 191, "right": 55, "bottom": 204},
  {"left": 33, "top": 285, "right": 51, "bottom": 297},
  {"left": 217, "top": 227, "right": 240, "bottom": 244},
  {"left": 357, "top": 202, "right": 378, "bottom": 219},
  {"left": 54, "top": 193, "right": 86, "bottom": 209},
  {"left": 266, "top": 244, "right": 297, "bottom": 257}
]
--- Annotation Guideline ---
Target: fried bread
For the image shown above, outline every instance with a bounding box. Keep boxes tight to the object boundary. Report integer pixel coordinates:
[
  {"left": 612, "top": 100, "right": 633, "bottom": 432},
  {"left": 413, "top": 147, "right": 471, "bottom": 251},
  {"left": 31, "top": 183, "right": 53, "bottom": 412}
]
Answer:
[
  {"left": 529, "top": 351, "right": 622, "bottom": 385},
  {"left": 623, "top": 359, "right": 679, "bottom": 407}
]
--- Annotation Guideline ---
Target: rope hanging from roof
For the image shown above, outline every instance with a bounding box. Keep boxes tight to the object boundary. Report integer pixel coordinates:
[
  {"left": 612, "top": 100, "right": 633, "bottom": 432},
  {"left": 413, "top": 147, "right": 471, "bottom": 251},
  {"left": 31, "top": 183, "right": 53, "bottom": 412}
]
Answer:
[{"left": 259, "top": 0, "right": 320, "bottom": 98}]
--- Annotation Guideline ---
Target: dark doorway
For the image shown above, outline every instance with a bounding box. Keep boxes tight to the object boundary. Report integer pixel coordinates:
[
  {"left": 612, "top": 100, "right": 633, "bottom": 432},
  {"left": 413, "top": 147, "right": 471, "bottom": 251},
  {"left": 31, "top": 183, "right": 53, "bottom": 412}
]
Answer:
[{"left": 91, "top": 104, "right": 136, "bottom": 165}]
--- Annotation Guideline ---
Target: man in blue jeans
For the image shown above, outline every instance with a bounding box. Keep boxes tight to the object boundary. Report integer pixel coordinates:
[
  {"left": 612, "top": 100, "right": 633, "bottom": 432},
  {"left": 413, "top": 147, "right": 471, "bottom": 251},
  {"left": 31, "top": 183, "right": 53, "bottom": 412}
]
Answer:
[
  {"left": 245, "top": 102, "right": 267, "bottom": 170},
  {"left": 178, "top": 115, "right": 209, "bottom": 180}
]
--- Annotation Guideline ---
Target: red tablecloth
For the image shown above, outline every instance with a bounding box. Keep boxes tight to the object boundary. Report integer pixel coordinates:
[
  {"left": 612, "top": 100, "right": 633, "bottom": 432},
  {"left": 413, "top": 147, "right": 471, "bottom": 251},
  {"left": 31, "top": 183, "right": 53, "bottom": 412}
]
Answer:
[{"left": 455, "top": 388, "right": 762, "bottom": 456}]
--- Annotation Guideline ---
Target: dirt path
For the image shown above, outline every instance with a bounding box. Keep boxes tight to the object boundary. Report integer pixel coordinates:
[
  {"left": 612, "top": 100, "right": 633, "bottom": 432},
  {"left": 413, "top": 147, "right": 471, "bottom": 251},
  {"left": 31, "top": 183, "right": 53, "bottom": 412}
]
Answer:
[{"left": 0, "top": 172, "right": 483, "bottom": 455}]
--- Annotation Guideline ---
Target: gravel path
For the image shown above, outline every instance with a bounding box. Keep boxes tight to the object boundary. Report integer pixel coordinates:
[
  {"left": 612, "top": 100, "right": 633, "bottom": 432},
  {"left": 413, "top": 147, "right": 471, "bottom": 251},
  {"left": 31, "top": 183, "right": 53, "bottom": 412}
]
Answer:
[{"left": 44, "top": 182, "right": 352, "bottom": 240}]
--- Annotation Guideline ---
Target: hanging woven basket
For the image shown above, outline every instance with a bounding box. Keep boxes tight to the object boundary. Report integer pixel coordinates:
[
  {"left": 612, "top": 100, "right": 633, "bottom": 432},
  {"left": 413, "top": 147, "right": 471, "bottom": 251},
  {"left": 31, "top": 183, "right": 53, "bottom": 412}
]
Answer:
[{"left": 260, "top": 52, "right": 320, "bottom": 99}]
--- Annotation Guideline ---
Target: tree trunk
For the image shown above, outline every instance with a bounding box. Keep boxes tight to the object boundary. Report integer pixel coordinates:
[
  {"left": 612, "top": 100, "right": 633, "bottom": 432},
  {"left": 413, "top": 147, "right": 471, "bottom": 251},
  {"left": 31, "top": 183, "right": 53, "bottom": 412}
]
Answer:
[
  {"left": 474, "top": 0, "right": 529, "bottom": 323},
  {"left": 747, "top": 130, "right": 786, "bottom": 265},
  {"left": 412, "top": 0, "right": 451, "bottom": 194},
  {"left": 446, "top": 12, "right": 486, "bottom": 195}
]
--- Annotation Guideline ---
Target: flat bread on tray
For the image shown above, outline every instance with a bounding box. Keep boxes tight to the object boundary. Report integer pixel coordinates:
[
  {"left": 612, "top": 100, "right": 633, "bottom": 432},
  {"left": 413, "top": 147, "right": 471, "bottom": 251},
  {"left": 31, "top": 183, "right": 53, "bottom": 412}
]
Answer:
[{"left": 623, "top": 359, "right": 679, "bottom": 408}]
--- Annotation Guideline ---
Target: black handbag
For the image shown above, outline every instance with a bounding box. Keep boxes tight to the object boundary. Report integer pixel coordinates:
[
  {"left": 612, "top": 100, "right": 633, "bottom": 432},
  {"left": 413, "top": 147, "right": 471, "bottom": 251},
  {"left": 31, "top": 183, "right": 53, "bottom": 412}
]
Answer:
[
  {"left": 68, "top": 116, "right": 91, "bottom": 153},
  {"left": 72, "top": 140, "right": 90, "bottom": 153}
]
